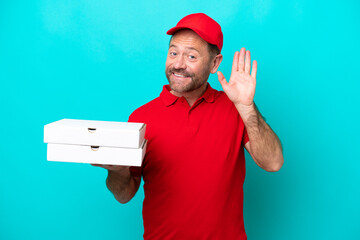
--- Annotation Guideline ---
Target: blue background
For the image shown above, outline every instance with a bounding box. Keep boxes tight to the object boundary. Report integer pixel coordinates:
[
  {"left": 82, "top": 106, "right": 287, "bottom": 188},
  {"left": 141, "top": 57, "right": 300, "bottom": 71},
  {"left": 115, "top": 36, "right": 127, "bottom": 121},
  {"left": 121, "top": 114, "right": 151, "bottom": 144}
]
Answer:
[{"left": 1, "top": 0, "right": 359, "bottom": 239}]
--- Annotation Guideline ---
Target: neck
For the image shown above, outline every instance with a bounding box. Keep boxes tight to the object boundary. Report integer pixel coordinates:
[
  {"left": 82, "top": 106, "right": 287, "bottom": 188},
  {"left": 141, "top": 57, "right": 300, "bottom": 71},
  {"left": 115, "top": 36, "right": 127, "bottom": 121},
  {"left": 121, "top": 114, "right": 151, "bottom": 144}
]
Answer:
[{"left": 170, "top": 82, "right": 208, "bottom": 107}]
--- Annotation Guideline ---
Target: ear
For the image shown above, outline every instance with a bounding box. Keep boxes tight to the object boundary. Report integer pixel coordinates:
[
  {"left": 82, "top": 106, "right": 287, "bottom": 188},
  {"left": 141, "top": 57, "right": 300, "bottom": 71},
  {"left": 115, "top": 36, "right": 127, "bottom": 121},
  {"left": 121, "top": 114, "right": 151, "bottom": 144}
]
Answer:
[{"left": 210, "top": 54, "right": 223, "bottom": 74}]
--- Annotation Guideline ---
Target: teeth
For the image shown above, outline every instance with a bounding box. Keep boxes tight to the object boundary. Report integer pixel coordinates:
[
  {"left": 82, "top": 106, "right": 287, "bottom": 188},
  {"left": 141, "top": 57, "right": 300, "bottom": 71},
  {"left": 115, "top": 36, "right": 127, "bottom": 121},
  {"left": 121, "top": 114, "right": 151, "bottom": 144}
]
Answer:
[{"left": 174, "top": 73, "right": 186, "bottom": 77}]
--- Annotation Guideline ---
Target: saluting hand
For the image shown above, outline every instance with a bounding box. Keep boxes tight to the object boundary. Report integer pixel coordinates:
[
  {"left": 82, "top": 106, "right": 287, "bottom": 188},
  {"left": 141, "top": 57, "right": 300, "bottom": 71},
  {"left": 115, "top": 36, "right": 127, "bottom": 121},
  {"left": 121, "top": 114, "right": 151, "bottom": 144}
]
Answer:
[{"left": 217, "top": 47, "right": 257, "bottom": 107}]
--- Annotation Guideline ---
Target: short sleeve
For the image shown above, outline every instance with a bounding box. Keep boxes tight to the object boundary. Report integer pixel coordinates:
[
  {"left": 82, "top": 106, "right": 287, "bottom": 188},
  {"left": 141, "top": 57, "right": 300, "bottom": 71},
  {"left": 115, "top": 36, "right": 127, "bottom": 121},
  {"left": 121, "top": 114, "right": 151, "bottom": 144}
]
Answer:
[{"left": 241, "top": 127, "right": 249, "bottom": 148}]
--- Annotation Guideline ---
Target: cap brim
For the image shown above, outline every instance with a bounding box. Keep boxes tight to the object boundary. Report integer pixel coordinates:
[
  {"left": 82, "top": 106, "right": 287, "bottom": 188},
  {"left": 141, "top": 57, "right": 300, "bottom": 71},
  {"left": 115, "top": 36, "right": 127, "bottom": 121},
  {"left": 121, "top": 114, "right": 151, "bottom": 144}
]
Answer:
[
  {"left": 166, "top": 26, "right": 189, "bottom": 35},
  {"left": 166, "top": 26, "right": 213, "bottom": 45}
]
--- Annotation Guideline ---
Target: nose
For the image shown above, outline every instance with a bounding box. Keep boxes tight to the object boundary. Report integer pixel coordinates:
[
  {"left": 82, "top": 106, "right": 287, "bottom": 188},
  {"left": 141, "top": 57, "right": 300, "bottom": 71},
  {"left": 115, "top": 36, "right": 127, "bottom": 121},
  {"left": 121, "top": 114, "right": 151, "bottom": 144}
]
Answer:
[{"left": 173, "top": 55, "right": 186, "bottom": 70}]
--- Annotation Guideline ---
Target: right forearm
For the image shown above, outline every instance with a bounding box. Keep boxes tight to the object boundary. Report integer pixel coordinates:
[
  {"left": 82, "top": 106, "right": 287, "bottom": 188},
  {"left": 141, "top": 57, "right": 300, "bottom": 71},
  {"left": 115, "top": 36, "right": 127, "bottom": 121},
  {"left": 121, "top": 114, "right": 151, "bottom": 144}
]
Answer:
[{"left": 106, "top": 168, "right": 137, "bottom": 204}]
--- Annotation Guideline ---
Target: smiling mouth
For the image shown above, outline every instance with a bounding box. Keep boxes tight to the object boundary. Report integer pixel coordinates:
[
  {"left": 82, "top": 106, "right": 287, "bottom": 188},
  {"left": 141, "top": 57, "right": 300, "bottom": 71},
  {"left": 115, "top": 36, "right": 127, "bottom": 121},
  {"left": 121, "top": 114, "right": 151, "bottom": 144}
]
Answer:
[{"left": 172, "top": 72, "right": 190, "bottom": 78}]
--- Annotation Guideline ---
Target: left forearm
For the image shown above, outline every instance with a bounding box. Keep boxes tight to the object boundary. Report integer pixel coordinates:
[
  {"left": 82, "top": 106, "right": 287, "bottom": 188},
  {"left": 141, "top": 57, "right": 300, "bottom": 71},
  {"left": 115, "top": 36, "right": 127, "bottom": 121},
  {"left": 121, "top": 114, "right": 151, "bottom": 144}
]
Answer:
[{"left": 236, "top": 102, "right": 284, "bottom": 171}]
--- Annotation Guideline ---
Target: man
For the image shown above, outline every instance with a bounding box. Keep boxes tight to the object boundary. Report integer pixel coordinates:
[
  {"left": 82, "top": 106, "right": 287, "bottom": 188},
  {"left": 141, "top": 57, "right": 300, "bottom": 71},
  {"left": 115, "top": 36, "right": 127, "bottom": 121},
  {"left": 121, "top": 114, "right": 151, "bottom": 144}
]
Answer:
[{"left": 92, "top": 13, "right": 284, "bottom": 239}]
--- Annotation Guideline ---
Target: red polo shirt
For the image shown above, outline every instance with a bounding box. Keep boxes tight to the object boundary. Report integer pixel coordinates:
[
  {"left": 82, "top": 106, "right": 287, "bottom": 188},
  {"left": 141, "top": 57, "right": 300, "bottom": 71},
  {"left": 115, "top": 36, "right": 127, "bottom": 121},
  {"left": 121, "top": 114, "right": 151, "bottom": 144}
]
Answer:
[{"left": 128, "top": 83, "right": 249, "bottom": 240}]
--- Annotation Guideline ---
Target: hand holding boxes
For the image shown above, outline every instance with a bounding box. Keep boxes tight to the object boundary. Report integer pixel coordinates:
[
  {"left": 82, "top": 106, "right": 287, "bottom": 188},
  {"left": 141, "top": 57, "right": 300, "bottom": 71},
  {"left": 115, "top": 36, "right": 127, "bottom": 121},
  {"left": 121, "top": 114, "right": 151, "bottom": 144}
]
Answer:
[{"left": 44, "top": 119, "right": 147, "bottom": 166}]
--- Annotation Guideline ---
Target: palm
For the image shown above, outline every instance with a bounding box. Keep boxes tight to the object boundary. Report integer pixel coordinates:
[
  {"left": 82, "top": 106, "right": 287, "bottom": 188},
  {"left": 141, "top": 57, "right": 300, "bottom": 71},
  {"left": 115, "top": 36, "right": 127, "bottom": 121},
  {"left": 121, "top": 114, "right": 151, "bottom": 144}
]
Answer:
[{"left": 217, "top": 48, "right": 257, "bottom": 106}]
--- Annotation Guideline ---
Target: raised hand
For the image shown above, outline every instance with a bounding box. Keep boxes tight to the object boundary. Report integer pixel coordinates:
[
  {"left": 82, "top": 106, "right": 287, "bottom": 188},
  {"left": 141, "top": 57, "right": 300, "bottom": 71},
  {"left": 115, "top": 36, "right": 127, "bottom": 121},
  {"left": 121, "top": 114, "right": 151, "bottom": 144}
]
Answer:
[{"left": 217, "top": 47, "right": 257, "bottom": 107}]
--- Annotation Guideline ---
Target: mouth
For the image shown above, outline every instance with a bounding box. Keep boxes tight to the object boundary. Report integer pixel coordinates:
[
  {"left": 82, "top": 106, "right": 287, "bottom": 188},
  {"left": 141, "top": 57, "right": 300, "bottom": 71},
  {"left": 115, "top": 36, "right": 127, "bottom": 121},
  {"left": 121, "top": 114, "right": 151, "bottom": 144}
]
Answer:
[{"left": 172, "top": 72, "right": 190, "bottom": 79}]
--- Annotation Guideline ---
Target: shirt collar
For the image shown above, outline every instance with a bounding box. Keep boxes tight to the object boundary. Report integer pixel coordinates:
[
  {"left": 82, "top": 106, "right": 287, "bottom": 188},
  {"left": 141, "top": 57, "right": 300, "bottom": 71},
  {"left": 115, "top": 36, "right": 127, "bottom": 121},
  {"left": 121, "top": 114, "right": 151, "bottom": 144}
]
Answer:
[{"left": 160, "top": 83, "right": 216, "bottom": 107}]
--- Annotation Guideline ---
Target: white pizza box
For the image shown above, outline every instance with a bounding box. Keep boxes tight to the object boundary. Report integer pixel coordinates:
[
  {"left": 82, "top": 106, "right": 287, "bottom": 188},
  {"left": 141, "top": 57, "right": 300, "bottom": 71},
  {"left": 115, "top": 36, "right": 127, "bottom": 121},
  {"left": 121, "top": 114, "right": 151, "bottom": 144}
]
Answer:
[
  {"left": 46, "top": 140, "right": 147, "bottom": 166},
  {"left": 44, "top": 119, "right": 146, "bottom": 148}
]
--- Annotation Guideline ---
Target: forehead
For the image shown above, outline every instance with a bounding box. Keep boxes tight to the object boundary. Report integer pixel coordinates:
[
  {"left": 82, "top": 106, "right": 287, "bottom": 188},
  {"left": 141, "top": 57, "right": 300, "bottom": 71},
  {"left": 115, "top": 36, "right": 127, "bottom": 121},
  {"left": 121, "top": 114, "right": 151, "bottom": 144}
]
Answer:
[{"left": 169, "top": 29, "right": 208, "bottom": 52}]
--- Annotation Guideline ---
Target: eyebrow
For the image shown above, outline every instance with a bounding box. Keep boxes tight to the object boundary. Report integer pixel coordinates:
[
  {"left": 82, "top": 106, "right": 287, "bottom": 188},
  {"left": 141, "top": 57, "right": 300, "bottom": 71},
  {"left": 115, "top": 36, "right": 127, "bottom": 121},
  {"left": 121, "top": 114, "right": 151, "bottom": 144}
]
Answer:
[{"left": 169, "top": 44, "right": 200, "bottom": 53}]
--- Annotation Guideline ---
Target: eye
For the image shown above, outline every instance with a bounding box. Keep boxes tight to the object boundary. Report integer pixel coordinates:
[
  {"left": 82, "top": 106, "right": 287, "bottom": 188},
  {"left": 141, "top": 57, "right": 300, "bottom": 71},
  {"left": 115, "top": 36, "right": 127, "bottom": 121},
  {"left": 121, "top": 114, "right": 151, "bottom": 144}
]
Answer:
[
  {"left": 188, "top": 55, "right": 196, "bottom": 60},
  {"left": 169, "top": 52, "right": 177, "bottom": 57}
]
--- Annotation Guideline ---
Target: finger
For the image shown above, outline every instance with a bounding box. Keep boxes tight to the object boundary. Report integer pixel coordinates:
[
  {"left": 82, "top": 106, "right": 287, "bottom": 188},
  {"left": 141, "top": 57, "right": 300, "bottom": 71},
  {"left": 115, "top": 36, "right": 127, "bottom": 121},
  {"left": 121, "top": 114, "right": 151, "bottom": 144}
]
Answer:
[
  {"left": 217, "top": 71, "right": 228, "bottom": 88},
  {"left": 245, "top": 50, "right": 251, "bottom": 74},
  {"left": 238, "top": 47, "right": 246, "bottom": 72},
  {"left": 232, "top": 51, "right": 239, "bottom": 72},
  {"left": 251, "top": 60, "right": 257, "bottom": 79},
  {"left": 91, "top": 163, "right": 102, "bottom": 167},
  {"left": 91, "top": 163, "right": 112, "bottom": 169}
]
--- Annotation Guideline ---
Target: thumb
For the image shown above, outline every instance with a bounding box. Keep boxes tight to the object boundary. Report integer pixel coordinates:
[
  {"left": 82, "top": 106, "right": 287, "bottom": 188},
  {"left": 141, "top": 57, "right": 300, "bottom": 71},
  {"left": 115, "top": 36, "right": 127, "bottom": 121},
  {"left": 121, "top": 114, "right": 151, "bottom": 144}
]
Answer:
[{"left": 217, "top": 71, "right": 227, "bottom": 88}]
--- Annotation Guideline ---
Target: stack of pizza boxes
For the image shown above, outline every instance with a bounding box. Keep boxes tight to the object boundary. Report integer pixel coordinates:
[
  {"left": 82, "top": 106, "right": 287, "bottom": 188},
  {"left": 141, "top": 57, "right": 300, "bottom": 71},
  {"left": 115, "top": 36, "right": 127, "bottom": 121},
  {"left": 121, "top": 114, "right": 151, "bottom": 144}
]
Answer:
[{"left": 44, "top": 119, "right": 147, "bottom": 166}]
